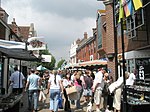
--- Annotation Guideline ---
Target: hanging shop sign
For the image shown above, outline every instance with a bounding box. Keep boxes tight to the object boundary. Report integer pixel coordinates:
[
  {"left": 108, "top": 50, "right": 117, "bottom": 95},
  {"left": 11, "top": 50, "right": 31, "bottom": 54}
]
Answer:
[{"left": 27, "top": 36, "right": 46, "bottom": 50}]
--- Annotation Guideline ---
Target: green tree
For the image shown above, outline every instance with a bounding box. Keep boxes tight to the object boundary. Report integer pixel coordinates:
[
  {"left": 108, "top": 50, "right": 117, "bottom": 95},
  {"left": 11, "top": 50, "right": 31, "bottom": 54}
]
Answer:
[
  {"left": 35, "top": 47, "right": 56, "bottom": 70},
  {"left": 57, "top": 59, "right": 66, "bottom": 69}
]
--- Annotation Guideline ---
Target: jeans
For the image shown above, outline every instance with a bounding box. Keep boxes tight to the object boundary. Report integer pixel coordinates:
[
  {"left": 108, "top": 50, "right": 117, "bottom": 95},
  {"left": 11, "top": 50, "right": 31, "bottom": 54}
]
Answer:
[
  {"left": 28, "top": 90, "right": 39, "bottom": 110},
  {"left": 75, "top": 87, "right": 83, "bottom": 108},
  {"left": 49, "top": 89, "right": 60, "bottom": 112}
]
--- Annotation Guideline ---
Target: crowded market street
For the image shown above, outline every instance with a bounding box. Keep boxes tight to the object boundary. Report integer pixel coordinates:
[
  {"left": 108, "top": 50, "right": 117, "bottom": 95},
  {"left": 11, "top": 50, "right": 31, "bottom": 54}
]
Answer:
[{"left": 19, "top": 89, "right": 105, "bottom": 112}]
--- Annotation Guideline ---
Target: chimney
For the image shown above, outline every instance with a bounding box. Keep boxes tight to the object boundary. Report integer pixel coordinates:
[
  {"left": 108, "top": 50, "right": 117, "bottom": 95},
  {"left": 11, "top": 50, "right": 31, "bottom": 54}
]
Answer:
[
  {"left": 76, "top": 38, "right": 80, "bottom": 44},
  {"left": 12, "top": 18, "right": 16, "bottom": 25},
  {"left": 92, "top": 28, "right": 97, "bottom": 36},
  {"left": 84, "top": 32, "right": 88, "bottom": 39}
]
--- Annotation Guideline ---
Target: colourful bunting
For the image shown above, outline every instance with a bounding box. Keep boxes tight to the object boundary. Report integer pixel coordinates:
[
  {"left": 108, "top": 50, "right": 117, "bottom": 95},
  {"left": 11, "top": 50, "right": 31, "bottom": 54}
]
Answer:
[
  {"left": 132, "top": 0, "right": 143, "bottom": 10},
  {"left": 118, "top": 0, "right": 124, "bottom": 23},
  {"left": 123, "top": 0, "right": 133, "bottom": 17}
]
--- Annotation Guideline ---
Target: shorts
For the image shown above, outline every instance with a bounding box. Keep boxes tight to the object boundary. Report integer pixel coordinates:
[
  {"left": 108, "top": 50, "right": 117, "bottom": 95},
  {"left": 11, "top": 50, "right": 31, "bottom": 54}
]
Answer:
[
  {"left": 83, "top": 89, "right": 92, "bottom": 96},
  {"left": 94, "top": 88, "right": 102, "bottom": 105}
]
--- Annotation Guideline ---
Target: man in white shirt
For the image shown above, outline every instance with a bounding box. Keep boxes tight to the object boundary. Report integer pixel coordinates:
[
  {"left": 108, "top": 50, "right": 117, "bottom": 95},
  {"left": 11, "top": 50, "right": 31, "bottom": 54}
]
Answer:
[
  {"left": 126, "top": 72, "right": 136, "bottom": 85},
  {"left": 92, "top": 68, "right": 106, "bottom": 112},
  {"left": 9, "top": 66, "right": 25, "bottom": 94}
]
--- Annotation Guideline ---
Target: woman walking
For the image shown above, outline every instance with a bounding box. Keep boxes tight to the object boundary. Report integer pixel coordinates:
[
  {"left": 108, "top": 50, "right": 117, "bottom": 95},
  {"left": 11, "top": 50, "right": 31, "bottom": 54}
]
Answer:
[
  {"left": 63, "top": 70, "right": 72, "bottom": 112},
  {"left": 47, "top": 70, "right": 64, "bottom": 112},
  {"left": 74, "top": 71, "right": 83, "bottom": 109}
]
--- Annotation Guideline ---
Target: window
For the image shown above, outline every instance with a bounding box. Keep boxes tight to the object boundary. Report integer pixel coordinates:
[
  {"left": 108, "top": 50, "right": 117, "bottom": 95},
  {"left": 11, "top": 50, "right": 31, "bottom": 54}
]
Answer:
[{"left": 97, "top": 14, "right": 102, "bottom": 49}]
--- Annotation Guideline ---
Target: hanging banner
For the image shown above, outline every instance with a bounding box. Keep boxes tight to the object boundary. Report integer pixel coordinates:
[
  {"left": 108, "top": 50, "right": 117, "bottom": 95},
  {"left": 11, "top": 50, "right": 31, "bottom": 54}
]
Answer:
[
  {"left": 27, "top": 36, "right": 46, "bottom": 50},
  {"left": 132, "top": 0, "right": 143, "bottom": 10},
  {"left": 118, "top": 0, "right": 143, "bottom": 22},
  {"left": 122, "top": 0, "right": 133, "bottom": 17}
]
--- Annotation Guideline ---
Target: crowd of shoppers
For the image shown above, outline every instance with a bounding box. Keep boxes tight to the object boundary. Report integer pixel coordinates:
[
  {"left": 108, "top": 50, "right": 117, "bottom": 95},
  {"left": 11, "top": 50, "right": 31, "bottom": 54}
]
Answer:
[{"left": 8, "top": 65, "right": 137, "bottom": 112}]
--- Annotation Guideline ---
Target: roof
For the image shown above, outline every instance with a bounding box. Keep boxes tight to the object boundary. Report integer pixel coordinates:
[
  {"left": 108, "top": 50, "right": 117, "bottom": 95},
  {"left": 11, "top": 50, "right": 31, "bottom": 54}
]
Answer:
[
  {"left": 0, "top": 47, "right": 40, "bottom": 61},
  {"left": 97, "top": 10, "right": 106, "bottom": 16},
  {"left": 77, "top": 36, "right": 95, "bottom": 51}
]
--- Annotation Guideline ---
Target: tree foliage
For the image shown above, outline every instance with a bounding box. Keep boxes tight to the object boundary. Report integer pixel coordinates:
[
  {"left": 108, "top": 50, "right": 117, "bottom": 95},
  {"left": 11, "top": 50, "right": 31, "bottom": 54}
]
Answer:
[
  {"left": 57, "top": 59, "right": 66, "bottom": 69},
  {"left": 35, "top": 47, "right": 56, "bottom": 70}
]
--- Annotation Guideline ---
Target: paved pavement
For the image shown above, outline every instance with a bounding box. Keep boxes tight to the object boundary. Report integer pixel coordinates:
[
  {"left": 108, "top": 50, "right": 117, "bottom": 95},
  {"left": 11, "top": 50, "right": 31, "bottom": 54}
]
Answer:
[{"left": 19, "top": 89, "right": 105, "bottom": 112}]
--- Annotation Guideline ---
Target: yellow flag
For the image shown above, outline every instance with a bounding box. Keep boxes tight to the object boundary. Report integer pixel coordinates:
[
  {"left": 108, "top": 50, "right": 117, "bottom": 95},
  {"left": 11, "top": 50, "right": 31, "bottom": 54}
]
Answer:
[
  {"left": 118, "top": 0, "right": 124, "bottom": 23},
  {"left": 132, "top": 0, "right": 143, "bottom": 10}
]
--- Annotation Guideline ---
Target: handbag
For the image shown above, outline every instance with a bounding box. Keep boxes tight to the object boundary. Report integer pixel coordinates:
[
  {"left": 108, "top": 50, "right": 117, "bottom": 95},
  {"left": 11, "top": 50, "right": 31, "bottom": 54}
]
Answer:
[{"left": 65, "top": 86, "right": 77, "bottom": 95}]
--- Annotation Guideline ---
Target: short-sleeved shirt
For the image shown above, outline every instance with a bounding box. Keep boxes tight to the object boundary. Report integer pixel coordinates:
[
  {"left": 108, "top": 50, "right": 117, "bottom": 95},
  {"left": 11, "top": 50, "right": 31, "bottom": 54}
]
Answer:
[
  {"left": 93, "top": 71, "right": 104, "bottom": 90},
  {"left": 63, "top": 79, "right": 72, "bottom": 88},
  {"left": 27, "top": 73, "right": 40, "bottom": 90},
  {"left": 126, "top": 73, "right": 136, "bottom": 85},
  {"left": 48, "top": 74, "right": 61, "bottom": 90},
  {"left": 10, "top": 71, "right": 25, "bottom": 88}
]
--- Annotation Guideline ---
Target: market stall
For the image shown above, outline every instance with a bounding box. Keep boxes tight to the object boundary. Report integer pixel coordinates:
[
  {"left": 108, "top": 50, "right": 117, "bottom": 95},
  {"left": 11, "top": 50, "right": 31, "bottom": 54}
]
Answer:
[
  {"left": 0, "top": 46, "right": 40, "bottom": 112},
  {"left": 0, "top": 94, "right": 23, "bottom": 112},
  {"left": 122, "top": 79, "right": 150, "bottom": 112}
]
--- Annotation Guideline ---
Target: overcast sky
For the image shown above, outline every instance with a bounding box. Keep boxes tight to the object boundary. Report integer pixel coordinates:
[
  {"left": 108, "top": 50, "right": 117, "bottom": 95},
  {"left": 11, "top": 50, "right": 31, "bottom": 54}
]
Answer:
[{"left": 2, "top": 0, "right": 104, "bottom": 62}]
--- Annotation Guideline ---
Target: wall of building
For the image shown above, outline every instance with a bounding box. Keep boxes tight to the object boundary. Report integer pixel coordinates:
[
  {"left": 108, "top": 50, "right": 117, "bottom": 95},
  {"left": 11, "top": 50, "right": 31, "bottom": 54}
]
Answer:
[
  {"left": 104, "top": 1, "right": 117, "bottom": 79},
  {"left": 97, "top": 11, "right": 107, "bottom": 59}
]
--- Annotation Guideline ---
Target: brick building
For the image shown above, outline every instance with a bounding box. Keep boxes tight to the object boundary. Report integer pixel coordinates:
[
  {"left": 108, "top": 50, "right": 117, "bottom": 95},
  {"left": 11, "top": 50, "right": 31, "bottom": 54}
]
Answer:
[
  {"left": 102, "top": 0, "right": 150, "bottom": 80},
  {"left": 76, "top": 31, "right": 97, "bottom": 63},
  {"left": 96, "top": 10, "right": 106, "bottom": 59}
]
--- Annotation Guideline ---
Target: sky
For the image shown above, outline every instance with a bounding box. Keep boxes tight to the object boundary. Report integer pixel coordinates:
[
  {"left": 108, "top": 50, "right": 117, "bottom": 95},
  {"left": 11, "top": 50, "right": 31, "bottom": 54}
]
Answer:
[{"left": 1, "top": 0, "right": 104, "bottom": 62}]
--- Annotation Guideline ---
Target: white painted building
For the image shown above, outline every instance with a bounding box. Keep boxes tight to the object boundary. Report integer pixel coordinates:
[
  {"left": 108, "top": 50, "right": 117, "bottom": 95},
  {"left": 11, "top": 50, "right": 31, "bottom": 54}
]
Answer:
[{"left": 69, "top": 40, "right": 79, "bottom": 64}]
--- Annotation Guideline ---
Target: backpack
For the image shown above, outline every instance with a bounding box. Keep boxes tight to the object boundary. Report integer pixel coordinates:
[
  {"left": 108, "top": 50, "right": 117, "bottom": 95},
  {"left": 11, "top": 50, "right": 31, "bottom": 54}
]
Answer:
[{"left": 84, "top": 75, "right": 93, "bottom": 89}]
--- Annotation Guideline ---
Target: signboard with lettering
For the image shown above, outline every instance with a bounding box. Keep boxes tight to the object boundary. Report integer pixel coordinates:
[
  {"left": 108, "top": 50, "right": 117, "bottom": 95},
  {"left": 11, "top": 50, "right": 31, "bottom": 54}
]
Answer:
[
  {"left": 27, "top": 36, "right": 46, "bottom": 50},
  {"left": 136, "top": 58, "right": 150, "bottom": 80}
]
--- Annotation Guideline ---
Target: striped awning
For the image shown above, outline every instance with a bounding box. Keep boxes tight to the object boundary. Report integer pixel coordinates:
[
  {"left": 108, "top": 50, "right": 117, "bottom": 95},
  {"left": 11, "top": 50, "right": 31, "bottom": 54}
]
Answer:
[{"left": 79, "top": 60, "right": 107, "bottom": 67}]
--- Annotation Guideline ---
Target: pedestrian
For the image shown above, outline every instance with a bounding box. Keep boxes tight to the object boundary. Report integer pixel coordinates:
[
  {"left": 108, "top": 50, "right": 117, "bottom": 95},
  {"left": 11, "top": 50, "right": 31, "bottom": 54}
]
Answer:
[
  {"left": 24, "top": 69, "right": 41, "bottom": 111},
  {"left": 126, "top": 70, "right": 136, "bottom": 86},
  {"left": 43, "top": 70, "right": 50, "bottom": 89},
  {"left": 9, "top": 66, "right": 25, "bottom": 94},
  {"left": 82, "top": 69, "right": 93, "bottom": 103},
  {"left": 62, "top": 70, "right": 72, "bottom": 112},
  {"left": 102, "top": 72, "right": 111, "bottom": 111},
  {"left": 47, "top": 70, "right": 64, "bottom": 112},
  {"left": 112, "top": 71, "right": 129, "bottom": 112},
  {"left": 74, "top": 71, "right": 83, "bottom": 109},
  {"left": 92, "top": 68, "right": 106, "bottom": 112},
  {"left": 9, "top": 66, "right": 25, "bottom": 107},
  {"left": 70, "top": 70, "right": 77, "bottom": 105}
]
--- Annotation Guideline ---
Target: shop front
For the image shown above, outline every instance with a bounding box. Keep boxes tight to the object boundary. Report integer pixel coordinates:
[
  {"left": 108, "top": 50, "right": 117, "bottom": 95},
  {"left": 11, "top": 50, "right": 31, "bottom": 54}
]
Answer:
[
  {"left": 125, "top": 50, "right": 150, "bottom": 112},
  {"left": 0, "top": 46, "right": 39, "bottom": 112}
]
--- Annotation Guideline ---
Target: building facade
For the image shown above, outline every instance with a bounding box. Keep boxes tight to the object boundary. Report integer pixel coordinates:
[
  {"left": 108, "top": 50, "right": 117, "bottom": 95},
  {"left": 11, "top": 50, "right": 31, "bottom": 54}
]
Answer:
[{"left": 76, "top": 31, "right": 97, "bottom": 63}]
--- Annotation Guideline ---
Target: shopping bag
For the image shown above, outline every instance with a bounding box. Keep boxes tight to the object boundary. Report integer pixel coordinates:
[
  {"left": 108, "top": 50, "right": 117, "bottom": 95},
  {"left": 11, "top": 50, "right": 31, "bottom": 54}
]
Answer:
[
  {"left": 58, "top": 94, "right": 63, "bottom": 109},
  {"left": 68, "top": 92, "right": 80, "bottom": 100},
  {"left": 65, "top": 86, "right": 77, "bottom": 95}
]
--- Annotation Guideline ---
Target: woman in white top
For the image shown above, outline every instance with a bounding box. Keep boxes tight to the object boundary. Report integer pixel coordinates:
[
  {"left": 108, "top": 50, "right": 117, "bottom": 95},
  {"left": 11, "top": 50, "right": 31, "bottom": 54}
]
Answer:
[
  {"left": 47, "top": 70, "right": 63, "bottom": 112},
  {"left": 63, "top": 71, "right": 73, "bottom": 112}
]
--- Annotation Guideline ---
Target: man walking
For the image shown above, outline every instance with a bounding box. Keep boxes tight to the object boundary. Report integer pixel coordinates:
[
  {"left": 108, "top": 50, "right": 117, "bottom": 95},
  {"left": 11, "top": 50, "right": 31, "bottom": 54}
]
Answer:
[
  {"left": 25, "top": 69, "right": 41, "bottom": 111},
  {"left": 92, "top": 68, "right": 106, "bottom": 112},
  {"left": 9, "top": 66, "right": 25, "bottom": 94}
]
